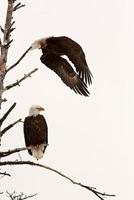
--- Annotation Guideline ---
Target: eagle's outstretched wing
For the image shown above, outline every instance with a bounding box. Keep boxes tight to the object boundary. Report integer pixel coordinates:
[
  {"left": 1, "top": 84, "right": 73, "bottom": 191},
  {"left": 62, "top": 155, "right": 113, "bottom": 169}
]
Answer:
[
  {"left": 40, "top": 52, "right": 89, "bottom": 96},
  {"left": 45, "top": 36, "right": 93, "bottom": 85}
]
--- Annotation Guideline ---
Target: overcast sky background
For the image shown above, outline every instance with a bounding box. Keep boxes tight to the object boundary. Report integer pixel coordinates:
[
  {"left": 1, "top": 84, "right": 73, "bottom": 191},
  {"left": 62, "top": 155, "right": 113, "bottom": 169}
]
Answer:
[{"left": 0, "top": 0, "right": 133, "bottom": 199}]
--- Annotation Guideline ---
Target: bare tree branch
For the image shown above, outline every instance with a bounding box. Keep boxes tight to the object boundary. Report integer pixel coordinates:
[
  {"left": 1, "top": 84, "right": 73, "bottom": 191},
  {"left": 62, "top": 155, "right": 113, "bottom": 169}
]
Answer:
[
  {"left": 6, "top": 46, "right": 32, "bottom": 73},
  {"left": 0, "top": 57, "right": 6, "bottom": 108},
  {"left": 0, "top": 118, "right": 22, "bottom": 137},
  {"left": 0, "top": 38, "right": 2, "bottom": 47},
  {"left": 5, "top": 20, "right": 15, "bottom": 41},
  {"left": 0, "top": 102, "right": 16, "bottom": 125},
  {"left": 0, "top": 171, "right": 11, "bottom": 178},
  {"left": 6, "top": 191, "right": 37, "bottom": 200},
  {"left": 1, "top": 98, "right": 7, "bottom": 103},
  {"left": 8, "top": 21, "right": 15, "bottom": 30},
  {"left": 0, "top": 26, "right": 4, "bottom": 34},
  {"left": 1, "top": 0, "right": 14, "bottom": 61},
  {"left": 0, "top": 145, "right": 48, "bottom": 158},
  {"left": 13, "top": 3, "right": 25, "bottom": 11},
  {"left": 0, "top": 0, "right": 14, "bottom": 109},
  {"left": 5, "top": 68, "right": 38, "bottom": 90},
  {"left": 2, "top": 39, "right": 13, "bottom": 50},
  {"left": 0, "top": 160, "right": 115, "bottom": 200},
  {"left": 0, "top": 147, "right": 30, "bottom": 158}
]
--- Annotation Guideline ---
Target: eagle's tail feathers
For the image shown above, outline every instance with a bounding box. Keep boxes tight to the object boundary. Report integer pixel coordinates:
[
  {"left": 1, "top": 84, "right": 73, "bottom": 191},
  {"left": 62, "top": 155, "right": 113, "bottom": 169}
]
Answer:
[{"left": 30, "top": 144, "right": 45, "bottom": 160}]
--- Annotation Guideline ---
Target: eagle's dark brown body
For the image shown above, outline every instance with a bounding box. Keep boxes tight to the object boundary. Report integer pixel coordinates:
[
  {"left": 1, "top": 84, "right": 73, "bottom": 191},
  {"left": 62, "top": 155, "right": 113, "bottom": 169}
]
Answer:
[
  {"left": 40, "top": 36, "right": 92, "bottom": 96},
  {"left": 24, "top": 114, "right": 48, "bottom": 156}
]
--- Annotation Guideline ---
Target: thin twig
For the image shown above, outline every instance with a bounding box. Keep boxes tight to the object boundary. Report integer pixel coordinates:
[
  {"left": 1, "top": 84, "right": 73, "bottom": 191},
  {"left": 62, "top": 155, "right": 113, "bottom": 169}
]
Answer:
[
  {"left": 18, "top": 152, "right": 22, "bottom": 161},
  {"left": 13, "top": 3, "right": 25, "bottom": 11},
  {"left": 6, "top": 46, "right": 32, "bottom": 73},
  {"left": 5, "top": 68, "right": 38, "bottom": 90},
  {"left": 0, "top": 26, "right": 4, "bottom": 33},
  {"left": 0, "top": 160, "right": 115, "bottom": 200},
  {"left": 5, "top": 21, "right": 15, "bottom": 40},
  {"left": 0, "top": 118, "right": 22, "bottom": 137},
  {"left": 0, "top": 171, "right": 11, "bottom": 178},
  {"left": 9, "top": 21, "right": 15, "bottom": 29},
  {"left": 6, "top": 191, "right": 37, "bottom": 200},
  {"left": 0, "top": 102, "right": 16, "bottom": 125},
  {"left": 1, "top": 98, "right": 7, "bottom": 103},
  {"left": 3, "top": 39, "right": 13, "bottom": 50}
]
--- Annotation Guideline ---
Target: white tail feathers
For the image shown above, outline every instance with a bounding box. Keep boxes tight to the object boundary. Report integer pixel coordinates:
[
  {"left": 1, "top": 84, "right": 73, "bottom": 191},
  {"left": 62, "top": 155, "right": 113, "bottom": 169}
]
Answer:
[{"left": 30, "top": 144, "right": 45, "bottom": 160}]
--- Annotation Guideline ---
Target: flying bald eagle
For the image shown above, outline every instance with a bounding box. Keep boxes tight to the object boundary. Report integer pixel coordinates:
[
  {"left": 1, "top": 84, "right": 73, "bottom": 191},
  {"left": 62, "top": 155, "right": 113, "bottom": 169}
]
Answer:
[
  {"left": 23, "top": 105, "right": 48, "bottom": 160},
  {"left": 31, "top": 36, "right": 93, "bottom": 96}
]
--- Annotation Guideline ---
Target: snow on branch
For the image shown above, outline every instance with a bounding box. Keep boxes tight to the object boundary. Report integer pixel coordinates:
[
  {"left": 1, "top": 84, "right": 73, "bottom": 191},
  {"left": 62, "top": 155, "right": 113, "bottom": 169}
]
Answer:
[
  {"left": 5, "top": 68, "right": 38, "bottom": 90},
  {"left": 0, "top": 159, "right": 116, "bottom": 200}
]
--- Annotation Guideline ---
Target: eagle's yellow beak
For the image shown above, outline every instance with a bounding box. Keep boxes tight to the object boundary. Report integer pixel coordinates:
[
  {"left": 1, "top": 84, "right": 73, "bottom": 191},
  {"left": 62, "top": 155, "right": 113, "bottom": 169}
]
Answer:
[{"left": 38, "top": 107, "right": 45, "bottom": 111}]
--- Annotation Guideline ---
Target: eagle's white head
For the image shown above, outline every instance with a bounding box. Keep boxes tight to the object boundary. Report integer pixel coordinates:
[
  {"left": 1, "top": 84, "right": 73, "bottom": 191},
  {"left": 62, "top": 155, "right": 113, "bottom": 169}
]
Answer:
[
  {"left": 29, "top": 105, "right": 45, "bottom": 117},
  {"left": 31, "top": 37, "right": 48, "bottom": 50}
]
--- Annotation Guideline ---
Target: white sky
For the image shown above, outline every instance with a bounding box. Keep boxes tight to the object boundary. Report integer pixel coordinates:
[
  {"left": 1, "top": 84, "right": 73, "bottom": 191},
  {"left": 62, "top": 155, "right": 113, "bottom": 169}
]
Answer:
[{"left": 0, "top": 0, "right": 133, "bottom": 199}]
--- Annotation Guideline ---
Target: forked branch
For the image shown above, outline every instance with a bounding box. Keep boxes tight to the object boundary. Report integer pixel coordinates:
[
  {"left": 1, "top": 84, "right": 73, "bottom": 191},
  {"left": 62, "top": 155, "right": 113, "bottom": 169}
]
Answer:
[
  {"left": 13, "top": 2, "right": 25, "bottom": 11},
  {"left": 6, "top": 191, "right": 37, "bottom": 200},
  {"left": 0, "top": 171, "right": 11, "bottom": 178}
]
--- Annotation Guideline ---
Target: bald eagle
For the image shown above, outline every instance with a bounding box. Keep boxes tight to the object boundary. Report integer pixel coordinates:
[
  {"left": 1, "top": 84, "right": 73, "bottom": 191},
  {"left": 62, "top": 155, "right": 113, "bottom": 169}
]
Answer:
[
  {"left": 23, "top": 105, "right": 48, "bottom": 160},
  {"left": 31, "top": 36, "right": 93, "bottom": 96}
]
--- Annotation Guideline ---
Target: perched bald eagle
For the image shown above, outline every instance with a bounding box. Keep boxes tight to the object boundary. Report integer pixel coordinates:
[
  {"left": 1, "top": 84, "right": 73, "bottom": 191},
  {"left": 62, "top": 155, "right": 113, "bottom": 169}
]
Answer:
[
  {"left": 31, "top": 36, "right": 93, "bottom": 96},
  {"left": 23, "top": 105, "right": 48, "bottom": 160}
]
